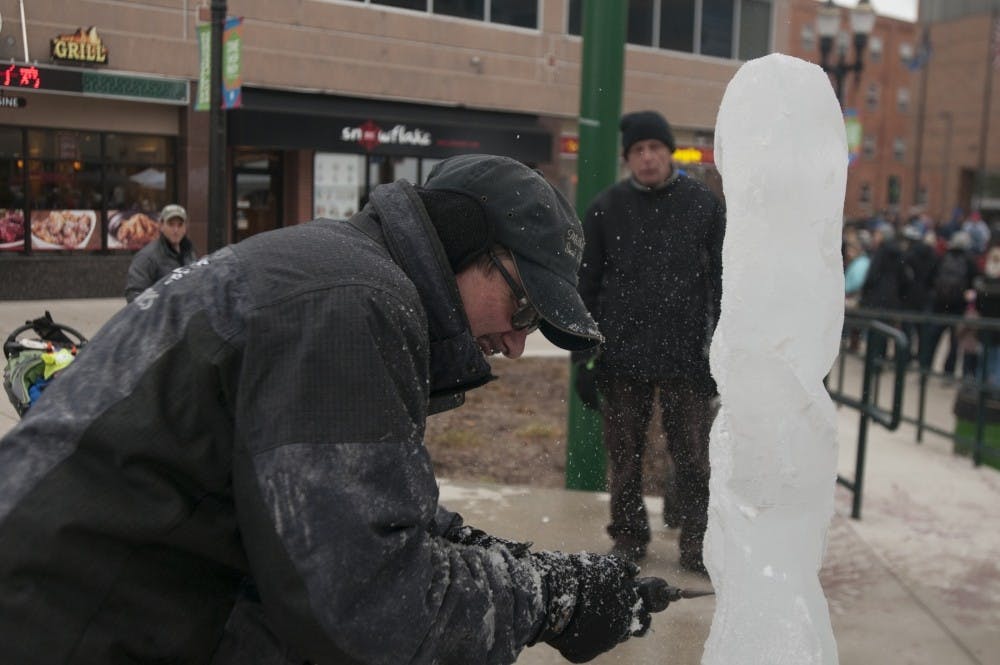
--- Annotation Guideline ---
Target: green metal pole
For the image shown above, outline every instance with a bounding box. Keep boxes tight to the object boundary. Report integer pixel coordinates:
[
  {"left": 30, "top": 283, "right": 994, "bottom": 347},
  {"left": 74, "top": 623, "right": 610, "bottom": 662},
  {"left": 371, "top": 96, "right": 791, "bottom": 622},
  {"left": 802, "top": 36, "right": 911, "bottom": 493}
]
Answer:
[{"left": 565, "top": 0, "right": 628, "bottom": 491}]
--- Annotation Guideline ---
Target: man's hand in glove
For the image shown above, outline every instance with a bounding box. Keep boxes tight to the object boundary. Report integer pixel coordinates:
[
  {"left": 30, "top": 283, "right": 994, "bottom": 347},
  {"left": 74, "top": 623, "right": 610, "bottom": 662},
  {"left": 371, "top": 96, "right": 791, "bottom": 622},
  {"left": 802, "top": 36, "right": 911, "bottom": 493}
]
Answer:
[
  {"left": 530, "top": 552, "right": 668, "bottom": 663},
  {"left": 573, "top": 359, "right": 601, "bottom": 411}
]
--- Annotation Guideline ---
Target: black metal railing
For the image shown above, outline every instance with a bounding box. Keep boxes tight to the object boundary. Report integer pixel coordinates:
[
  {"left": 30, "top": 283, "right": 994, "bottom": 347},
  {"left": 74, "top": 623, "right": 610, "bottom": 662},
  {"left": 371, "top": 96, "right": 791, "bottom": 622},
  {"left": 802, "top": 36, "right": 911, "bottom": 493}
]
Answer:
[
  {"left": 834, "top": 308, "right": 1000, "bottom": 471},
  {"left": 826, "top": 317, "right": 909, "bottom": 519}
]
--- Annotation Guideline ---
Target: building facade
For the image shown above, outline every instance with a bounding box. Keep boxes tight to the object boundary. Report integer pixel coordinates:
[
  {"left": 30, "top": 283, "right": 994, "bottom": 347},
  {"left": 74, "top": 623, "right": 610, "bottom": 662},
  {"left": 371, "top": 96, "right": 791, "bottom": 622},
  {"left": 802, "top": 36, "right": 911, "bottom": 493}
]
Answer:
[
  {"left": 913, "top": 0, "right": 1000, "bottom": 225},
  {"left": 776, "top": 0, "right": 920, "bottom": 222},
  {"left": 1, "top": 0, "right": 781, "bottom": 299}
]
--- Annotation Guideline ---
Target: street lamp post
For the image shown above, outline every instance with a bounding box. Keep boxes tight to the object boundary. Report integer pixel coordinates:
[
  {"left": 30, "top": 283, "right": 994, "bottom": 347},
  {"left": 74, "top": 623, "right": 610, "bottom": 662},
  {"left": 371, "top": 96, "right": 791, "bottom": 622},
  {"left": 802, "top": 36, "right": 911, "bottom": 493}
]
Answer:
[
  {"left": 816, "top": 0, "right": 877, "bottom": 107},
  {"left": 208, "top": 0, "right": 227, "bottom": 253}
]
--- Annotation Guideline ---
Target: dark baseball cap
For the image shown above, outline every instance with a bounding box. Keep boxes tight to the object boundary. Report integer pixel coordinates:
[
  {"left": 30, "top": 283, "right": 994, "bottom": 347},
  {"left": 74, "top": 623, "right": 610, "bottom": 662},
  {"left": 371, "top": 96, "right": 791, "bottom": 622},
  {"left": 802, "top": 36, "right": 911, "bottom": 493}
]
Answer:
[{"left": 424, "top": 154, "right": 602, "bottom": 351}]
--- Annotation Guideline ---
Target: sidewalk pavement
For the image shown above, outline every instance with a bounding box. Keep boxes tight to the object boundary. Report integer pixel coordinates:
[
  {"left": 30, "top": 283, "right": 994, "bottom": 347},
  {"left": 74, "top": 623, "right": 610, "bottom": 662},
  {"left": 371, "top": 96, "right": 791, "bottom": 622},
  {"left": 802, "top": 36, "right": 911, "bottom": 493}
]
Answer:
[{"left": 2, "top": 298, "right": 998, "bottom": 664}]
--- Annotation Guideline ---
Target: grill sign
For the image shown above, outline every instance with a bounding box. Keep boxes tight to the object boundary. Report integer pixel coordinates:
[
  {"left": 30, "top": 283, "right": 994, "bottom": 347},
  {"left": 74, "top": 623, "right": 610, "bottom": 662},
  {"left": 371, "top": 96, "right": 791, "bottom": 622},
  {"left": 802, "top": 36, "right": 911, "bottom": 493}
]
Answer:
[{"left": 51, "top": 27, "right": 109, "bottom": 65}]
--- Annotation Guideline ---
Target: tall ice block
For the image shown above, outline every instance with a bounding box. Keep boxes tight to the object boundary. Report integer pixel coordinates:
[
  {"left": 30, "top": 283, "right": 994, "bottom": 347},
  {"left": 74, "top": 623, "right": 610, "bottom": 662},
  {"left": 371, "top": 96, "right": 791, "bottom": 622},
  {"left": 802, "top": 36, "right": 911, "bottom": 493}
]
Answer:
[{"left": 703, "top": 53, "right": 848, "bottom": 665}]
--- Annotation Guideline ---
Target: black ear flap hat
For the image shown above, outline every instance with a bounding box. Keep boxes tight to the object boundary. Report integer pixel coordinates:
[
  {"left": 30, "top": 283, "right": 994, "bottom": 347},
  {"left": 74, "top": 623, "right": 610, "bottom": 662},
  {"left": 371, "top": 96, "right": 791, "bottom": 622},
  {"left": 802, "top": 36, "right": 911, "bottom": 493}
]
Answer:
[{"left": 424, "top": 154, "right": 602, "bottom": 351}]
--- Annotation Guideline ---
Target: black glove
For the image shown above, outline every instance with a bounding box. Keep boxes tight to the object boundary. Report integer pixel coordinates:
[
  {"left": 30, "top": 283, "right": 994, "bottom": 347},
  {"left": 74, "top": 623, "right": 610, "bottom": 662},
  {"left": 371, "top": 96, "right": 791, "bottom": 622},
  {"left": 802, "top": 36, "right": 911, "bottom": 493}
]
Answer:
[
  {"left": 442, "top": 523, "right": 533, "bottom": 559},
  {"left": 530, "top": 552, "right": 653, "bottom": 663},
  {"left": 635, "top": 577, "right": 675, "bottom": 612},
  {"left": 574, "top": 360, "right": 601, "bottom": 411}
]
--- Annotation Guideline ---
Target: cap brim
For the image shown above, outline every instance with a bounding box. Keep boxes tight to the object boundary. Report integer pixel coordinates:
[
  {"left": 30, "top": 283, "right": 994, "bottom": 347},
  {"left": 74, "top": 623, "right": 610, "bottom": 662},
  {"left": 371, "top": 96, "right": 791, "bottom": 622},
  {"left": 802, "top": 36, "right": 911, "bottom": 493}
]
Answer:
[{"left": 512, "top": 255, "right": 602, "bottom": 351}]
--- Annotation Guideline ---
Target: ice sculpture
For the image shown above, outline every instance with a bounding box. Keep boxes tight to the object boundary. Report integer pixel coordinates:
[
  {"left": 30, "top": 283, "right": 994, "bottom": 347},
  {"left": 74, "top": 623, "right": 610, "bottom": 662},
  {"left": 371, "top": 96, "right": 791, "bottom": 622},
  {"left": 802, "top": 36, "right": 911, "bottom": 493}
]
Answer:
[{"left": 703, "top": 53, "right": 847, "bottom": 665}]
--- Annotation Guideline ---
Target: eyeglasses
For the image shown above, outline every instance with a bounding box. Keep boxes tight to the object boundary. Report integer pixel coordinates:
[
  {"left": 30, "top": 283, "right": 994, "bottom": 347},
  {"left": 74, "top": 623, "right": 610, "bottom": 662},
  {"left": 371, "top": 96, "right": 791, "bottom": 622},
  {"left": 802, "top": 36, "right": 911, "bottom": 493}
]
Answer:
[{"left": 488, "top": 251, "right": 542, "bottom": 332}]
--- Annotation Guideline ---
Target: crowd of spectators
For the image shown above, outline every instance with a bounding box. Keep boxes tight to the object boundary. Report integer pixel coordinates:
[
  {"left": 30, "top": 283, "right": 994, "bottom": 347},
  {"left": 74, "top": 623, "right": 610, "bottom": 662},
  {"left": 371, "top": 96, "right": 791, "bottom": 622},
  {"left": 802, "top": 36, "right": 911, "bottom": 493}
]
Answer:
[{"left": 843, "top": 207, "right": 1000, "bottom": 385}]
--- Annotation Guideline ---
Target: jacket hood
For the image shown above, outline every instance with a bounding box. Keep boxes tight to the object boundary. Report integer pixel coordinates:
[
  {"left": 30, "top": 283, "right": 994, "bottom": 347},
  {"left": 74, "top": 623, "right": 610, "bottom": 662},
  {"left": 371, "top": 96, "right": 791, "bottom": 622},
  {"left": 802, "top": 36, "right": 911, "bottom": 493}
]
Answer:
[{"left": 357, "top": 181, "right": 495, "bottom": 414}]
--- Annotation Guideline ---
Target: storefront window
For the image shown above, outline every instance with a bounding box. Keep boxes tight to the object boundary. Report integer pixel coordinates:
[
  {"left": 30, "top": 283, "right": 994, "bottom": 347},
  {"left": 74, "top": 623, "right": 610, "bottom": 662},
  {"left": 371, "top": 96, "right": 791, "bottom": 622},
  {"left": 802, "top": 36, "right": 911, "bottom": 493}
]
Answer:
[
  {"left": 105, "top": 134, "right": 175, "bottom": 251},
  {"left": 314, "top": 153, "right": 365, "bottom": 220},
  {"left": 105, "top": 134, "right": 174, "bottom": 164},
  {"left": 0, "top": 127, "right": 24, "bottom": 252},
  {"left": 314, "top": 153, "right": 441, "bottom": 220},
  {"left": 27, "top": 129, "right": 100, "bottom": 161},
  {"left": 421, "top": 158, "right": 443, "bottom": 183},
  {"left": 370, "top": 155, "right": 419, "bottom": 188},
  {"left": 27, "top": 153, "right": 102, "bottom": 251},
  {"left": 0, "top": 126, "right": 176, "bottom": 254}
]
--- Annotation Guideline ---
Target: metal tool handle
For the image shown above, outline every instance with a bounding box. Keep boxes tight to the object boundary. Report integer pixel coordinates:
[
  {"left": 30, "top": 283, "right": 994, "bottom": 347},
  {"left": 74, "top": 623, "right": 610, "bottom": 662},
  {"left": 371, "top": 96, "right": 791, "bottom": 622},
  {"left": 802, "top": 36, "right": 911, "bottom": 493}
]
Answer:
[{"left": 636, "top": 577, "right": 714, "bottom": 613}]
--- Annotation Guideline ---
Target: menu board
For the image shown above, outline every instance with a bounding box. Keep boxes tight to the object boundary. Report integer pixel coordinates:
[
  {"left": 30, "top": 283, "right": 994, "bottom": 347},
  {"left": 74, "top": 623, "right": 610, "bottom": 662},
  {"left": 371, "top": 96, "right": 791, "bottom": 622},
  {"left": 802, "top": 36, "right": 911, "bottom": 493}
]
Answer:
[
  {"left": 314, "top": 153, "right": 363, "bottom": 220},
  {"left": 29, "top": 210, "right": 100, "bottom": 251}
]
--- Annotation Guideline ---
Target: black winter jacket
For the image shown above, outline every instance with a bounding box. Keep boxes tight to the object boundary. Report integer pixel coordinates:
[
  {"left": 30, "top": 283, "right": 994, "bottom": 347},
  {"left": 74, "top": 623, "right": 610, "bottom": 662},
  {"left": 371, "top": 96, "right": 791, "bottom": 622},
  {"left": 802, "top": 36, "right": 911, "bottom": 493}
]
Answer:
[
  {"left": 578, "top": 175, "right": 725, "bottom": 384},
  {"left": 900, "top": 240, "right": 938, "bottom": 312},
  {"left": 125, "top": 233, "right": 198, "bottom": 302},
  {"left": 860, "top": 239, "right": 909, "bottom": 311},
  {"left": 929, "top": 248, "right": 979, "bottom": 314},
  {"left": 0, "top": 181, "right": 547, "bottom": 665}
]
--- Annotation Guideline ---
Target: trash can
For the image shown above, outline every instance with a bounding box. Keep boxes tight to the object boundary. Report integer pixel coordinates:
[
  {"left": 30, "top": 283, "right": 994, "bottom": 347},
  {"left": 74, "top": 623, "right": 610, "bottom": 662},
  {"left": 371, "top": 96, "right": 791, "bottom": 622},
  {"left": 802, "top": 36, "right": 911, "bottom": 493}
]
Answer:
[{"left": 952, "top": 383, "right": 1000, "bottom": 471}]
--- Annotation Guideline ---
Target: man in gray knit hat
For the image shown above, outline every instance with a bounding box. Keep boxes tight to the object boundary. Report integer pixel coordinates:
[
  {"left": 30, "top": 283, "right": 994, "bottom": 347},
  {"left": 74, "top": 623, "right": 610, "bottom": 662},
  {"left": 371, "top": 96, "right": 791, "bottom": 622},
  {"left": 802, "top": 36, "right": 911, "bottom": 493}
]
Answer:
[{"left": 575, "top": 110, "right": 726, "bottom": 573}]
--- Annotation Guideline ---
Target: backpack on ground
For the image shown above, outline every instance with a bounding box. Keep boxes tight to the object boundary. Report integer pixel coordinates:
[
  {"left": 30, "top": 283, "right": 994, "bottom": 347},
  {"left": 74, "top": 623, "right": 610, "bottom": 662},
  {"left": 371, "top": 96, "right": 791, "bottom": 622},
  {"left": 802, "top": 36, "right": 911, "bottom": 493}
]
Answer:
[{"left": 3, "top": 312, "right": 87, "bottom": 417}]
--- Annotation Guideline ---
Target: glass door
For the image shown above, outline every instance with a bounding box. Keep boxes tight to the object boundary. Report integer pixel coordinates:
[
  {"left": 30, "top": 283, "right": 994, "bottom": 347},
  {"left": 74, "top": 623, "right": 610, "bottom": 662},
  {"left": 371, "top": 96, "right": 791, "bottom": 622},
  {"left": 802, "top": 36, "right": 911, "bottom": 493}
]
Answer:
[{"left": 233, "top": 149, "right": 282, "bottom": 243}]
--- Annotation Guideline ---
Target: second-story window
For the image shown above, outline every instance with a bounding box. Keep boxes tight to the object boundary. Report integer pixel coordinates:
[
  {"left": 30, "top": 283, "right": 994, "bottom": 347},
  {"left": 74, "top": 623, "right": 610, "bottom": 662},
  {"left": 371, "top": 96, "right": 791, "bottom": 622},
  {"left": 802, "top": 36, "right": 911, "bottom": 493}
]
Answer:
[
  {"left": 888, "top": 174, "right": 901, "bottom": 205},
  {"left": 372, "top": 0, "right": 425, "bottom": 10},
  {"left": 435, "top": 0, "right": 485, "bottom": 21},
  {"left": 800, "top": 24, "right": 815, "bottom": 52},
  {"left": 893, "top": 138, "right": 906, "bottom": 161},
  {"left": 568, "top": 0, "right": 771, "bottom": 60},
  {"left": 701, "top": 0, "right": 735, "bottom": 58},
  {"left": 739, "top": 0, "right": 771, "bottom": 60},
  {"left": 628, "top": 0, "right": 655, "bottom": 46},
  {"left": 659, "top": 0, "right": 696, "bottom": 52},
  {"left": 897, "top": 87, "right": 910, "bottom": 113},
  {"left": 866, "top": 83, "right": 880, "bottom": 111},
  {"left": 491, "top": 0, "right": 538, "bottom": 28},
  {"left": 868, "top": 35, "right": 883, "bottom": 63},
  {"left": 863, "top": 134, "right": 876, "bottom": 159},
  {"left": 899, "top": 42, "right": 914, "bottom": 66},
  {"left": 368, "top": 0, "right": 539, "bottom": 28}
]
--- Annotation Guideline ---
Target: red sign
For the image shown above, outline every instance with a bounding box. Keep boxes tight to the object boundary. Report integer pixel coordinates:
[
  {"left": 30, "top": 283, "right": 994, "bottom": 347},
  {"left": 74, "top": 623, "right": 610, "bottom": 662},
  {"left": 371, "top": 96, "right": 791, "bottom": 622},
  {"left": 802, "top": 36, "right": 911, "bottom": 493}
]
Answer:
[{"left": 1, "top": 64, "right": 40, "bottom": 89}]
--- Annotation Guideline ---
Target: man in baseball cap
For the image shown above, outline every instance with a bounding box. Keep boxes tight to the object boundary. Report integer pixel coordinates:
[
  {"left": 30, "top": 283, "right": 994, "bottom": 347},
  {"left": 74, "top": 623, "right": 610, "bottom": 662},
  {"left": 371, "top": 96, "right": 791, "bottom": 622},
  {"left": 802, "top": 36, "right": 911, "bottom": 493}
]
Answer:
[
  {"left": 423, "top": 153, "right": 602, "bottom": 352},
  {"left": 124, "top": 203, "right": 198, "bottom": 302}
]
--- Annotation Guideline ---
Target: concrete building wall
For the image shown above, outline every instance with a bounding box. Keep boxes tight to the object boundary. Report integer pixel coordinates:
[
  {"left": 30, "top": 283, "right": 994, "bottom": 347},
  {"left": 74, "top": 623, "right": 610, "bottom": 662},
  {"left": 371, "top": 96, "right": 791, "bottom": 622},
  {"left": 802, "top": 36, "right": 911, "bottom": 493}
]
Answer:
[
  {"left": 917, "top": 13, "right": 1000, "bottom": 220},
  {"left": 4, "top": 0, "right": 738, "bottom": 134},
  {"left": 0, "top": 0, "right": 782, "bottom": 299}
]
